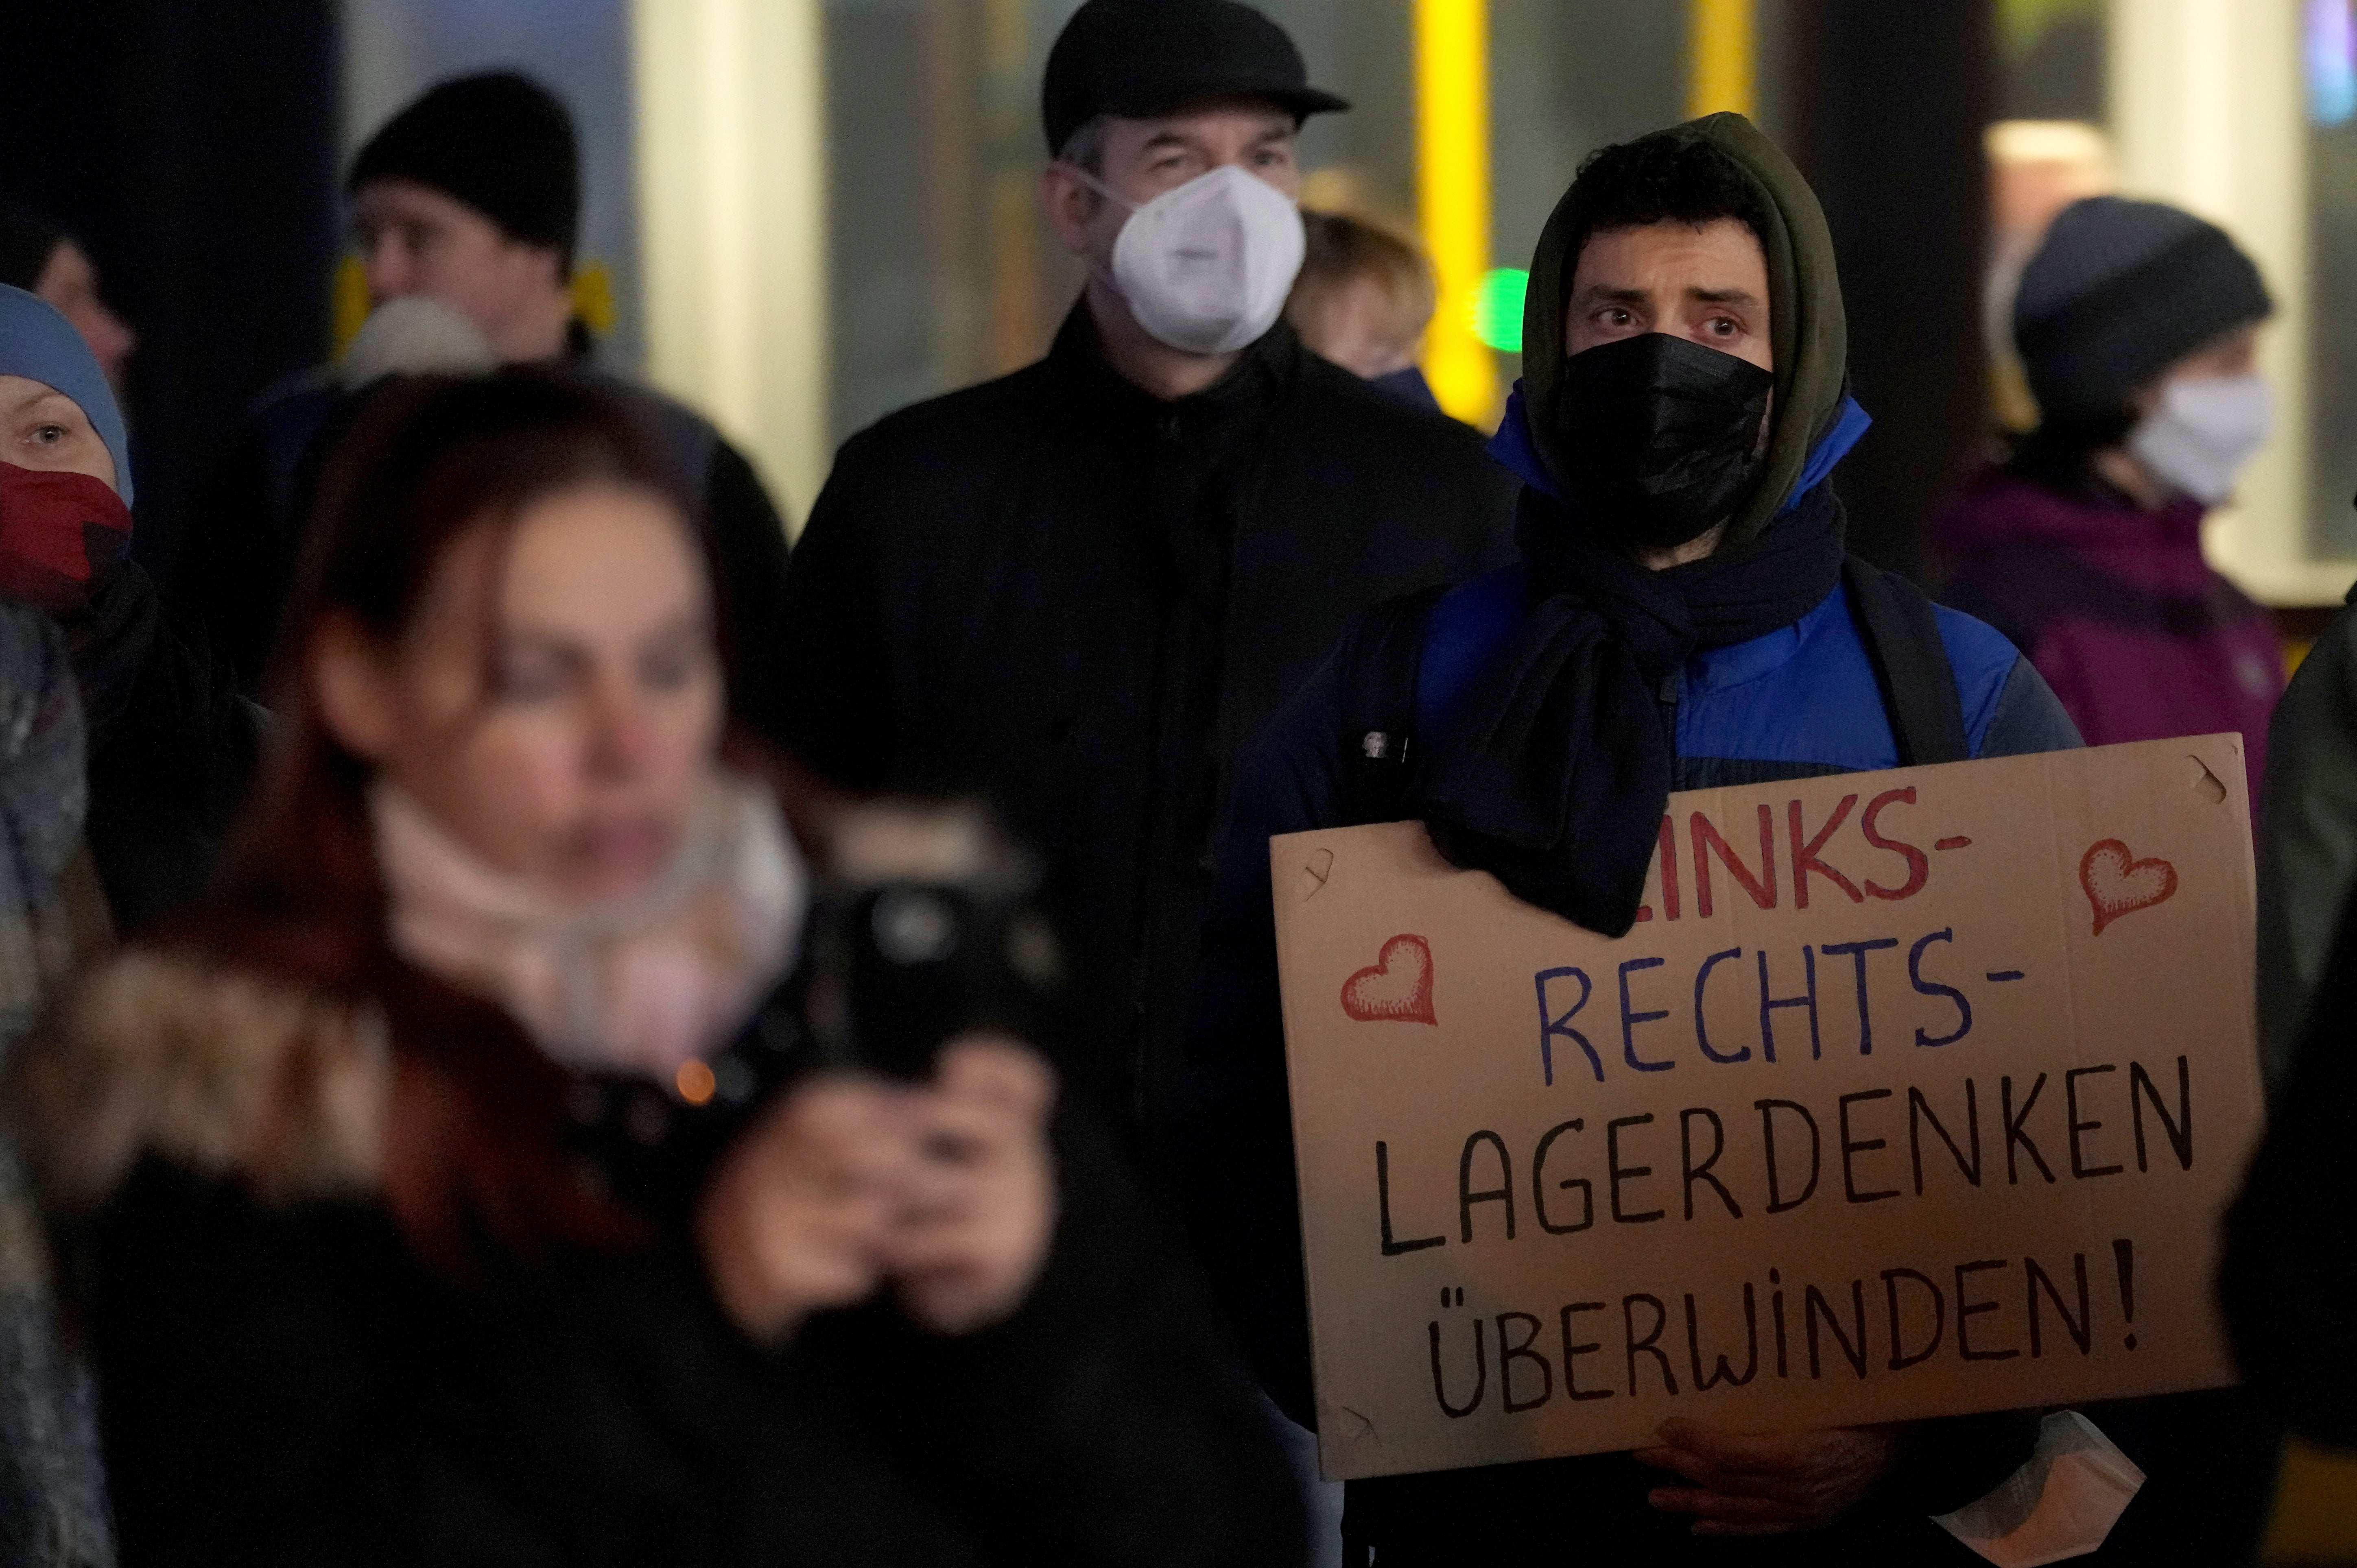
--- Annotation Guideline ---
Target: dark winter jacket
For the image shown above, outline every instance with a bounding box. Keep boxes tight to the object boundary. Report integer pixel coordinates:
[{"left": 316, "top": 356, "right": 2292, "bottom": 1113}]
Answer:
[
  {"left": 0, "top": 602, "right": 114, "bottom": 1568},
  {"left": 181, "top": 364, "right": 797, "bottom": 743},
  {"left": 1930, "top": 465, "right": 2282, "bottom": 807},
  {"left": 9, "top": 946, "right": 1305, "bottom": 1568},
  {"left": 80, "top": 592, "right": 261, "bottom": 936},
  {"left": 2259, "top": 589, "right": 2357, "bottom": 1083},
  {"left": 2226, "top": 870, "right": 2357, "bottom": 1448},
  {"left": 769, "top": 304, "right": 1518, "bottom": 1123}
]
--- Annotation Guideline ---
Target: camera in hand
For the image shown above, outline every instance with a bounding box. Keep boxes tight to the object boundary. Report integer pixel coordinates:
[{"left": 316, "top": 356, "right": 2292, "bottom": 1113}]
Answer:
[{"left": 569, "top": 803, "right": 1065, "bottom": 1206}]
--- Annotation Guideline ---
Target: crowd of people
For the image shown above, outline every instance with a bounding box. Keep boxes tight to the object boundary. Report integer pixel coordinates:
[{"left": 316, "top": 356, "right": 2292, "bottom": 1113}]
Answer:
[{"left": 0, "top": 0, "right": 2348, "bottom": 1564}]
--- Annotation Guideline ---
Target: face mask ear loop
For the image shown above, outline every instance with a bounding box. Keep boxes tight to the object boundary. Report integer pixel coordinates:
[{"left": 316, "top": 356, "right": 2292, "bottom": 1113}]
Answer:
[{"left": 1059, "top": 164, "right": 1141, "bottom": 297}]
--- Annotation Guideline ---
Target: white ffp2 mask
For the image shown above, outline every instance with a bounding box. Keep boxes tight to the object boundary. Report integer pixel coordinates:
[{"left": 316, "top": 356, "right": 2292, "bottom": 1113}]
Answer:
[
  {"left": 2127, "top": 374, "right": 2272, "bottom": 506},
  {"left": 1081, "top": 164, "right": 1306, "bottom": 356}
]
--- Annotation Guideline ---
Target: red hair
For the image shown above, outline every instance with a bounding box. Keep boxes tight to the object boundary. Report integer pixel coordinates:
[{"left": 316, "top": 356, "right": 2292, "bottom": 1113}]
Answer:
[{"left": 167, "top": 371, "right": 721, "bottom": 1274}]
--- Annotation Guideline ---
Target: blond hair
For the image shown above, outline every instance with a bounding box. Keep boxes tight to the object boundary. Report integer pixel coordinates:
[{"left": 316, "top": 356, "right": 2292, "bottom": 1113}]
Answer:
[{"left": 1287, "top": 212, "right": 1436, "bottom": 354}]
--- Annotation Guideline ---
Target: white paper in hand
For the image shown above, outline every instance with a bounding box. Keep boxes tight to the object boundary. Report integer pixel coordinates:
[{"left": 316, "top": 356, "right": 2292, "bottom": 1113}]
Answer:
[{"left": 1934, "top": 1411, "right": 2145, "bottom": 1567}]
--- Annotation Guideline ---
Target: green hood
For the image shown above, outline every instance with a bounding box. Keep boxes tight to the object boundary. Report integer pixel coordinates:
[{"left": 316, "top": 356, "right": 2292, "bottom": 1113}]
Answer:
[{"left": 1519, "top": 111, "right": 1848, "bottom": 551}]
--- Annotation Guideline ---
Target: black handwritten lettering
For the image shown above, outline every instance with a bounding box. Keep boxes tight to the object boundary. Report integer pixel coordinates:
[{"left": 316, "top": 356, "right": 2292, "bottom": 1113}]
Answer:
[
  {"left": 1680, "top": 1107, "right": 1742, "bottom": 1220},
  {"left": 1608, "top": 1115, "right": 1665, "bottom": 1223},
  {"left": 2027, "top": 1254, "right": 2091, "bottom": 1357},
  {"left": 1430, "top": 1317, "right": 1486, "bottom": 1416},
  {"left": 1882, "top": 1269, "right": 1945, "bottom": 1370},
  {"left": 2130, "top": 1057, "right": 2194, "bottom": 1172},
  {"left": 1686, "top": 1285, "right": 1761, "bottom": 1389},
  {"left": 1805, "top": 1281, "right": 1869, "bottom": 1378},
  {"left": 1956, "top": 1260, "right": 2019, "bottom": 1361},
  {"left": 1560, "top": 1303, "right": 1613, "bottom": 1401},
  {"left": 1839, "top": 1089, "right": 1900, "bottom": 1203},
  {"left": 1625, "top": 1294, "right": 1679, "bottom": 1396},
  {"left": 2066, "top": 1066, "right": 2124, "bottom": 1179},
  {"left": 1532, "top": 1120, "right": 1594, "bottom": 1235},
  {"left": 1376, "top": 1141, "right": 1445, "bottom": 1256},
  {"left": 1459, "top": 1130, "right": 1514, "bottom": 1242},
  {"left": 1498, "top": 1312, "right": 1553, "bottom": 1412},
  {"left": 1757, "top": 1099, "right": 1822, "bottom": 1213},
  {"left": 2003, "top": 1075, "right": 2056, "bottom": 1185},
  {"left": 1909, "top": 1082, "right": 1983, "bottom": 1192}
]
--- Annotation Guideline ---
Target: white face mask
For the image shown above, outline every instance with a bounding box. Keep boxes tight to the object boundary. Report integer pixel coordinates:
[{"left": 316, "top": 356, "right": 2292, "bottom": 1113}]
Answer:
[
  {"left": 1078, "top": 163, "right": 1306, "bottom": 356},
  {"left": 2126, "top": 373, "right": 2272, "bottom": 506}
]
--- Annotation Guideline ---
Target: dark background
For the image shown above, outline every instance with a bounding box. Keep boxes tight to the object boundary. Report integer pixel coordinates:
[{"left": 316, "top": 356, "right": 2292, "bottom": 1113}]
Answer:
[
  {"left": 1786, "top": 0, "right": 1997, "bottom": 580},
  {"left": 0, "top": 0, "right": 339, "bottom": 588}
]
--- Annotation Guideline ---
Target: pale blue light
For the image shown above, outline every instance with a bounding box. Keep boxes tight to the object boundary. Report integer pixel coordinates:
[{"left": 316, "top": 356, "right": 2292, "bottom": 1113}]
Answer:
[{"left": 2309, "top": 0, "right": 2357, "bottom": 126}]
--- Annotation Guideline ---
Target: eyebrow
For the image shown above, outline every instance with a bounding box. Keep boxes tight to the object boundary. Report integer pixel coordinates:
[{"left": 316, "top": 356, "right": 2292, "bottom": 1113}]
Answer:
[
  {"left": 2, "top": 391, "right": 82, "bottom": 423},
  {"left": 1572, "top": 285, "right": 1762, "bottom": 310}
]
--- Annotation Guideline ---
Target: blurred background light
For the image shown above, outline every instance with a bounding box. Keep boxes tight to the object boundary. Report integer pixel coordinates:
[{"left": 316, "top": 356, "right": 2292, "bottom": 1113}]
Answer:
[
  {"left": 2309, "top": 0, "right": 2357, "bottom": 125},
  {"left": 1471, "top": 267, "right": 1527, "bottom": 353}
]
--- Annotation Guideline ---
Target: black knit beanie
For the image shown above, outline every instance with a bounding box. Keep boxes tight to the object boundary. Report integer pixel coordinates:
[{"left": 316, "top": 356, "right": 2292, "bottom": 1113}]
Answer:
[
  {"left": 348, "top": 71, "right": 580, "bottom": 265},
  {"left": 2013, "top": 195, "right": 2271, "bottom": 423},
  {"left": 0, "top": 204, "right": 64, "bottom": 293}
]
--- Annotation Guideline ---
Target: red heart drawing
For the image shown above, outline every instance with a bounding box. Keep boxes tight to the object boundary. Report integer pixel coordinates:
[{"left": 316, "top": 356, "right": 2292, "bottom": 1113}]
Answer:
[
  {"left": 1341, "top": 934, "right": 1438, "bottom": 1025},
  {"left": 2080, "top": 839, "right": 2178, "bottom": 936}
]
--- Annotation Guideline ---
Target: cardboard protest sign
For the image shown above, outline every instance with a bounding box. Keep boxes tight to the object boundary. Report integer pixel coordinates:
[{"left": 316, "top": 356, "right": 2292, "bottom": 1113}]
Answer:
[{"left": 1271, "top": 736, "right": 2263, "bottom": 1482}]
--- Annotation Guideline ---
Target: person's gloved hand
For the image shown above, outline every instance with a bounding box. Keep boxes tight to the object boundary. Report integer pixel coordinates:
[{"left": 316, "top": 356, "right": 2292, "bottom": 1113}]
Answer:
[
  {"left": 879, "top": 1036, "right": 1058, "bottom": 1334},
  {"left": 1635, "top": 1419, "right": 1900, "bottom": 1537}
]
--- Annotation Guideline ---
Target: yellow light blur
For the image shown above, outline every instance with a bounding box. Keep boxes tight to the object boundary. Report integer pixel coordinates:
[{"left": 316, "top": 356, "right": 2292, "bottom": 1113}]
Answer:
[
  {"left": 1687, "top": 0, "right": 1756, "bottom": 119},
  {"left": 332, "top": 254, "right": 370, "bottom": 356},
  {"left": 1414, "top": 0, "right": 1499, "bottom": 427}
]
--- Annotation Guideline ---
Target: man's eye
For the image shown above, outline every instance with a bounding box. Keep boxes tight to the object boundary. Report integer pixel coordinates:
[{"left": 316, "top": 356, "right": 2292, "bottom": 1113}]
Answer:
[{"left": 1708, "top": 317, "right": 1740, "bottom": 336}]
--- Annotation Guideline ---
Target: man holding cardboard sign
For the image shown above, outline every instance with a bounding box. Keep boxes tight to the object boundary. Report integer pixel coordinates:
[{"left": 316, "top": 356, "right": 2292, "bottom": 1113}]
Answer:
[{"left": 1173, "top": 115, "right": 2139, "bottom": 1564}]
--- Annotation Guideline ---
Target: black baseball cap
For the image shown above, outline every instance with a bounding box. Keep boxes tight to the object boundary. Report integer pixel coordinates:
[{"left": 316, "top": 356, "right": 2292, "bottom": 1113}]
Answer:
[{"left": 1042, "top": 0, "right": 1350, "bottom": 157}]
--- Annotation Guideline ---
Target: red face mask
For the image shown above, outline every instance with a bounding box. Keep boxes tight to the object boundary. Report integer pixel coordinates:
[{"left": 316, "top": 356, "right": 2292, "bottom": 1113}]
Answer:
[{"left": 0, "top": 462, "right": 132, "bottom": 619}]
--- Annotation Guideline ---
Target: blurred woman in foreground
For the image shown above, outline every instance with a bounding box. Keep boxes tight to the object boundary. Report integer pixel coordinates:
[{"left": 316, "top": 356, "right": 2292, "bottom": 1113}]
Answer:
[{"left": 7, "top": 372, "right": 1301, "bottom": 1567}]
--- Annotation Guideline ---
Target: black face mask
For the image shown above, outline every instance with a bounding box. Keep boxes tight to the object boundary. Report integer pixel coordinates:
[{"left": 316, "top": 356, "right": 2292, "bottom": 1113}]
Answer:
[{"left": 1550, "top": 331, "right": 1776, "bottom": 549}]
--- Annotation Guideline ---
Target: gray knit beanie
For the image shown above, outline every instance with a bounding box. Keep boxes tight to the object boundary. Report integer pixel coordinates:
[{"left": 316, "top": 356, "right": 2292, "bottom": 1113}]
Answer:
[{"left": 2013, "top": 195, "right": 2271, "bottom": 422}]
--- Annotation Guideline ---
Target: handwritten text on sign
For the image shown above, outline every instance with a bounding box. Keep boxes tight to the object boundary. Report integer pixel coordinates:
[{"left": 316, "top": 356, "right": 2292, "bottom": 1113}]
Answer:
[{"left": 1271, "top": 737, "right": 2262, "bottom": 1482}]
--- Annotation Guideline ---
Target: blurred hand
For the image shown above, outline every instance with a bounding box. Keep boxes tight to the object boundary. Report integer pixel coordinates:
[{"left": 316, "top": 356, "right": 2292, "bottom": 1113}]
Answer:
[
  {"left": 879, "top": 1036, "right": 1058, "bottom": 1335},
  {"left": 696, "top": 1078, "right": 907, "bottom": 1342},
  {"left": 1635, "top": 1419, "right": 1900, "bottom": 1537}
]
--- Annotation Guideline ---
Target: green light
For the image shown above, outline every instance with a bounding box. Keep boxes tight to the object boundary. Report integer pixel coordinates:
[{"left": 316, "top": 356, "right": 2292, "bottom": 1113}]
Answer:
[{"left": 1472, "top": 267, "right": 1528, "bottom": 353}]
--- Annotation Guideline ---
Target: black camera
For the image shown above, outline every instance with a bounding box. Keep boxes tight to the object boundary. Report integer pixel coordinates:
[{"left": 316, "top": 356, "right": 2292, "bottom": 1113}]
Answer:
[{"left": 569, "top": 805, "right": 1065, "bottom": 1207}]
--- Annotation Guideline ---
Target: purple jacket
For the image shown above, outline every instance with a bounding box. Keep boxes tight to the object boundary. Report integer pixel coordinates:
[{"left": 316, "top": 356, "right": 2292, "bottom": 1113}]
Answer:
[{"left": 1930, "top": 465, "right": 2281, "bottom": 803}]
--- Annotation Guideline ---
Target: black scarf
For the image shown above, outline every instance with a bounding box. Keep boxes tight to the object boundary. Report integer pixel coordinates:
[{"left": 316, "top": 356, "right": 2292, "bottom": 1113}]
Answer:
[{"left": 1409, "top": 483, "right": 1846, "bottom": 936}]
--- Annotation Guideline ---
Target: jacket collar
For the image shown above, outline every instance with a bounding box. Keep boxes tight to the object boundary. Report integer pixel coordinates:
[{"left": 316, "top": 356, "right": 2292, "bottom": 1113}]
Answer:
[{"left": 1045, "top": 299, "right": 1302, "bottom": 436}]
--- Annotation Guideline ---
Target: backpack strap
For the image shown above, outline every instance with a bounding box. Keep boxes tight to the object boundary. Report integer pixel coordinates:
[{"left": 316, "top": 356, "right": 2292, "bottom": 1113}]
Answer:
[
  {"left": 1842, "top": 556, "right": 1970, "bottom": 767},
  {"left": 1339, "top": 584, "right": 1449, "bottom": 825}
]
